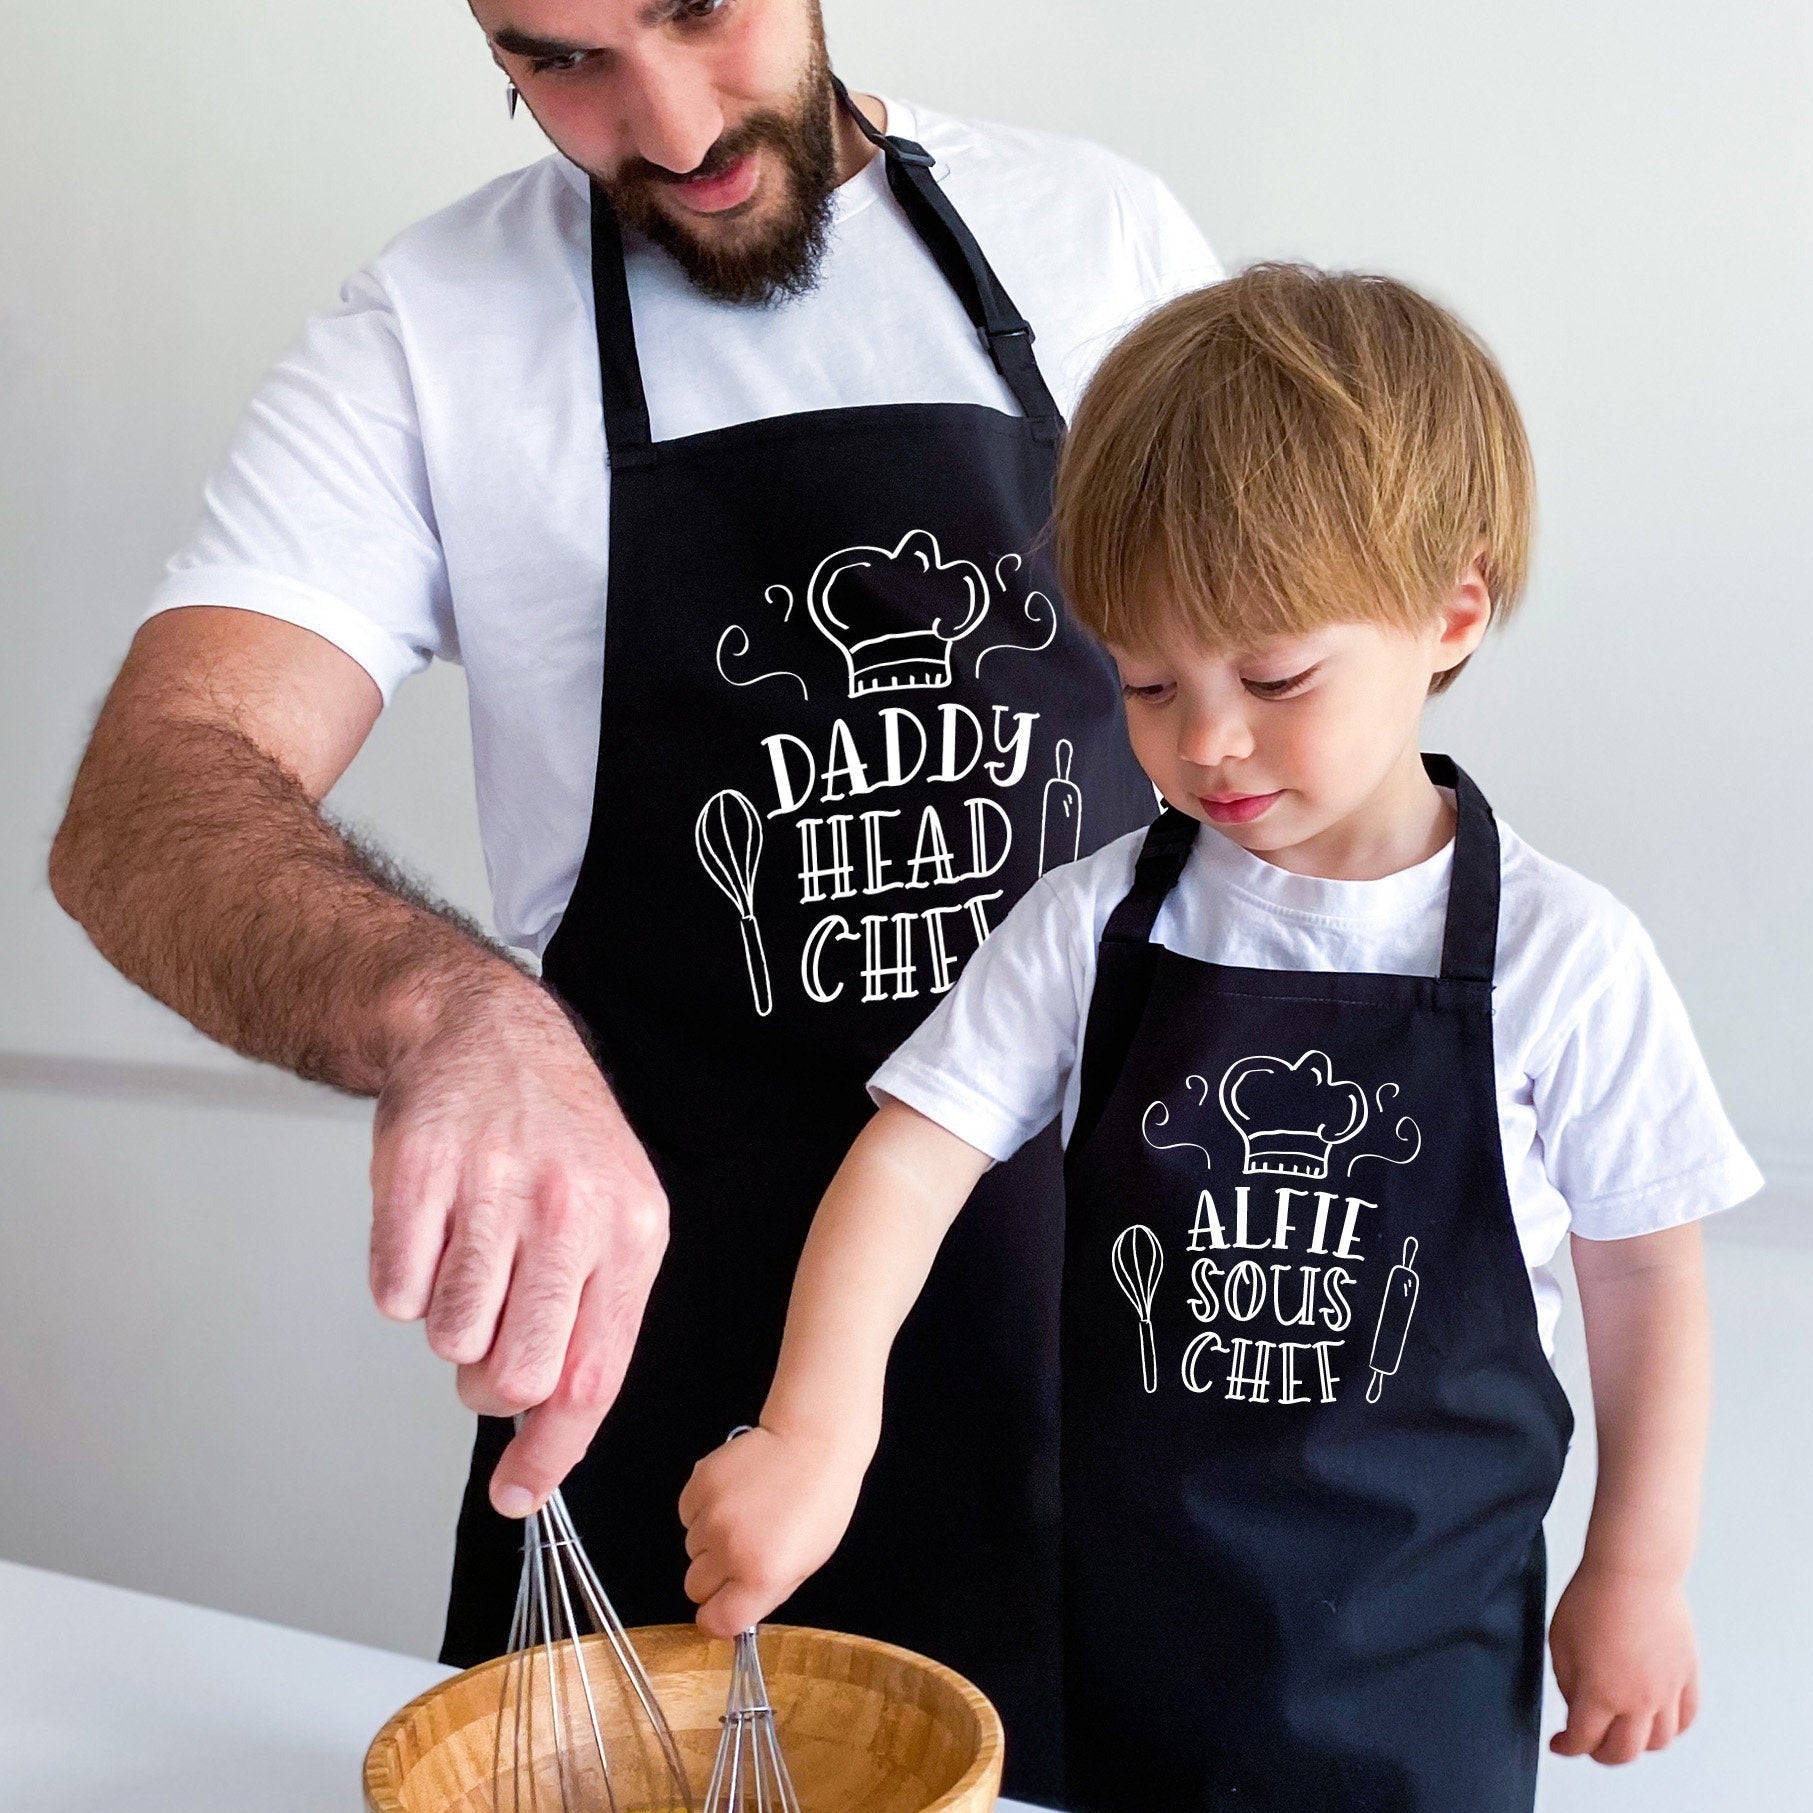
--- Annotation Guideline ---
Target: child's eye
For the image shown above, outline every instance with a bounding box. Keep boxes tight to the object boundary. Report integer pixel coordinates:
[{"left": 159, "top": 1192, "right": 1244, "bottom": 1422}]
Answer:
[
  {"left": 1244, "top": 665, "right": 1319, "bottom": 700},
  {"left": 1122, "top": 681, "right": 1176, "bottom": 704}
]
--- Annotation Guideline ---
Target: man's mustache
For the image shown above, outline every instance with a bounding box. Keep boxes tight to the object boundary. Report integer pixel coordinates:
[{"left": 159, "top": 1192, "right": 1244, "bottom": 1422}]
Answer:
[{"left": 613, "top": 114, "right": 793, "bottom": 198}]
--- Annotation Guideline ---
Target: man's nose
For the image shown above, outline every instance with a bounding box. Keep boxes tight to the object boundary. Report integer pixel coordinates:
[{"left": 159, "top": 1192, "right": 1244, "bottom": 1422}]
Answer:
[{"left": 620, "top": 47, "right": 726, "bottom": 176}]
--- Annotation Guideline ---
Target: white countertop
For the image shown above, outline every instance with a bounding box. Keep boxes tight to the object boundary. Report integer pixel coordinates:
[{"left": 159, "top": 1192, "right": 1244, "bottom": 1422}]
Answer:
[{"left": 0, "top": 1558, "right": 1043, "bottom": 1811}]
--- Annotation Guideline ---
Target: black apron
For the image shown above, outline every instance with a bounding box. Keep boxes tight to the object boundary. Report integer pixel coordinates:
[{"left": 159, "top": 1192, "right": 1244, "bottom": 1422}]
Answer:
[
  {"left": 440, "top": 90, "right": 1154, "bottom": 1804},
  {"left": 1061, "top": 757, "right": 1573, "bottom": 1812}
]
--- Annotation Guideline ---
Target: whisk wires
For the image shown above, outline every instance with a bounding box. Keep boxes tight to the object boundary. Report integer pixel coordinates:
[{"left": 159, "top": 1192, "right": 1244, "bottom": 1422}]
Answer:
[
  {"left": 702, "top": 1629, "right": 803, "bottom": 1813},
  {"left": 492, "top": 1486, "right": 694, "bottom": 1813}
]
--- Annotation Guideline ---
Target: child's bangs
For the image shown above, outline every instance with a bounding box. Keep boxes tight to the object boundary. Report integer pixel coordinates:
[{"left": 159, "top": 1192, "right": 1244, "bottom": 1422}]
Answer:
[
  {"left": 1124, "top": 534, "right": 1434, "bottom": 658},
  {"left": 1071, "top": 449, "right": 1443, "bottom": 659}
]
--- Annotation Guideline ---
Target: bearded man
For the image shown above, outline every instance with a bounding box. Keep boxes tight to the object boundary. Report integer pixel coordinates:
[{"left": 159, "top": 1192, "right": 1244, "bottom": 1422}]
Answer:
[{"left": 50, "top": 3, "right": 1216, "bottom": 1798}]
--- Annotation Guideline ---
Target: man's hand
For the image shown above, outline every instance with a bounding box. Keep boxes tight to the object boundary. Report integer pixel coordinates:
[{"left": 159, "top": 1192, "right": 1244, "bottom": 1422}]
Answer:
[
  {"left": 370, "top": 975, "right": 668, "bottom": 1516},
  {"left": 1548, "top": 1562, "right": 1699, "bottom": 1763},
  {"left": 52, "top": 607, "right": 668, "bottom": 1516},
  {"left": 677, "top": 1424, "right": 870, "bottom": 1638}
]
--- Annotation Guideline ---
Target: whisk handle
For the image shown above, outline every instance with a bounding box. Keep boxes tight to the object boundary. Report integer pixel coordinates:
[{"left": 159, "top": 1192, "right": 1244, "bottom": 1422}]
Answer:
[{"left": 738, "top": 917, "right": 773, "bottom": 1017}]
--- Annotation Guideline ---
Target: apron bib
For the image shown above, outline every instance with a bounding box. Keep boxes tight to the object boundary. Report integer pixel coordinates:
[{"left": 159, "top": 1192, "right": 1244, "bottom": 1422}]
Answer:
[
  {"left": 1061, "top": 757, "right": 1573, "bottom": 1812},
  {"left": 440, "top": 90, "right": 1155, "bottom": 1804}
]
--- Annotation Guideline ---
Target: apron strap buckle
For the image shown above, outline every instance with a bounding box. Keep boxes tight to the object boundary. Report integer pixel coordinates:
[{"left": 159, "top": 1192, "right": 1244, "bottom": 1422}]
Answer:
[
  {"left": 980, "top": 320, "right": 1037, "bottom": 352},
  {"left": 888, "top": 137, "right": 937, "bottom": 170}
]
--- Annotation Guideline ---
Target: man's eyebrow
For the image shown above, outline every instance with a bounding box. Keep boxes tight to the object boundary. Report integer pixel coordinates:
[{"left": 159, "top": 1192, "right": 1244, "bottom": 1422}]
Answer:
[
  {"left": 490, "top": 26, "right": 596, "bottom": 58},
  {"left": 490, "top": 1, "right": 694, "bottom": 55}
]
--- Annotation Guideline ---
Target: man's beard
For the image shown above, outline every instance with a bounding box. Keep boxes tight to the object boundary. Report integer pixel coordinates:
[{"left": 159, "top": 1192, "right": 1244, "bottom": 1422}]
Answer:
[{"left": 595, "top": 48, "right": 839, "bottom": 307}]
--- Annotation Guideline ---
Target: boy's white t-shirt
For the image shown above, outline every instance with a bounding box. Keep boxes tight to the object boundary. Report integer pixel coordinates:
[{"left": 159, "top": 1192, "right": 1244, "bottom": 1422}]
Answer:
[
  {"left": 870, "top": 806, "right": 1763, "bottom": 1355},
  {"left": 142, "top": 97, "right": 1218, "bottom": 955}
]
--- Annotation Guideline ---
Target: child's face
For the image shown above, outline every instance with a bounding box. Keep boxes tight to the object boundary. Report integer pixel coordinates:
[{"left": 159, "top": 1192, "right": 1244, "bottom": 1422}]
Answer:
[{"left": 1108, "top": 574, "right": 1491, "bottom": 868}]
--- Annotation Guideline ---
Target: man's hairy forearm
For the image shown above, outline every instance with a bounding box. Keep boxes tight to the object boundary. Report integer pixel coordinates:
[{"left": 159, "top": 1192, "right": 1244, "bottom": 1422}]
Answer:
[
  {"left": 51, "top": 710, "right": 529, "bottom": 1095},
  {"left": 49, "top": 616, "right": 670, "bottom": 1513}
]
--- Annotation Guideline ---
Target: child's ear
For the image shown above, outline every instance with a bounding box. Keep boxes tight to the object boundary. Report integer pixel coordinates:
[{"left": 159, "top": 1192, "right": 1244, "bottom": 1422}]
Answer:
[{"left": 1432, "top": 555, "right": 1494, "bottom": 675}]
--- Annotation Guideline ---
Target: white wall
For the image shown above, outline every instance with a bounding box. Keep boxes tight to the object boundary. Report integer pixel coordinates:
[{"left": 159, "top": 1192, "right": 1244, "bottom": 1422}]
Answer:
[{"left": 3, "top": 2, "right": 1808, "bottom": 1805}]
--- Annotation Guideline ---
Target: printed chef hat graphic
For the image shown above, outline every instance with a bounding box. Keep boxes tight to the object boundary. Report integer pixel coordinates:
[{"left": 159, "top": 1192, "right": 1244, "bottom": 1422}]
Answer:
[
  {"left": 1218, "top": 1050, "right": 1369, "bottom": 1180},
  {"left": 805, "top": 529, "right": 991, "bottom": 697}
]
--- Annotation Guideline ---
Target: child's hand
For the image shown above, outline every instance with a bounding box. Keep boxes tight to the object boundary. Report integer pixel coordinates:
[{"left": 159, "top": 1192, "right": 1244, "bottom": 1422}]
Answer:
[
  {"left": 677, "top": 1423, "right": 869, "bottom": 1639},
  {"left": 1548, "top": 1562, "right": 1699, "bottom": 1764}
]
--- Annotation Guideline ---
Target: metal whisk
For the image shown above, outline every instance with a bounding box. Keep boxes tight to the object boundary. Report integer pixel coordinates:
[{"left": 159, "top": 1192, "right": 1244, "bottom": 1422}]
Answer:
[
  {"left": 701, "top": 1627, "right": 803, "bottom": 1813},
  {"left": 492, "top": 1483, "right": 694, "bottom": 1813}
]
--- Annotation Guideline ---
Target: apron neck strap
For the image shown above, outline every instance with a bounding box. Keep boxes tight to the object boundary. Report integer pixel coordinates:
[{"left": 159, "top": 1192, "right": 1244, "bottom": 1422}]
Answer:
[
  {"left": 1100, "top": 806, "right": 1199, "bottom": 945},
  {"left": 1423, "top": 752, "right": 1501, "bottom": 984},
  {"left": 589, "top": 94, "right": 1065, "bottom": 459},
  {"left": 832, "top": 80, "right": 1063, "bottom": 441},
  {"left": 1102, "top": 755, "right": 1502, "bottom": 986},
  {"left": 585, "top": 82, "right": 1069, "bottom": 460},
  {"left": 589, "top": 191, "right": 657, "bottom": 466}
]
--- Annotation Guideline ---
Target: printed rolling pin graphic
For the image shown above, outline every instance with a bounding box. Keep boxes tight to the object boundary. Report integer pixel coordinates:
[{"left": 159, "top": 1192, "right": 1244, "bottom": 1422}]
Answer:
[
  {"left": 1111, "top": 1224, "right": 1164, "bottom": 1394},
  {"left": 1365, "top": 1237, "right": 1421, "bottom": 1403},
  {"left": 695, "top": 789, "right": 774, "bottom": 1018},
  {"left": 1037, "top": 738, "right": 1082, "bottom": 874}
]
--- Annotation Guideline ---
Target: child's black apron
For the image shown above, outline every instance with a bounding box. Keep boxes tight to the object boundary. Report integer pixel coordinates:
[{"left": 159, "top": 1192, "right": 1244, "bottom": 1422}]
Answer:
[
  {"left": 439, "top": 91, "right": 1154, "bottom": 1803},
  {"left": 1062, "top": 757, "right": 1573, "bottom": 1811}
]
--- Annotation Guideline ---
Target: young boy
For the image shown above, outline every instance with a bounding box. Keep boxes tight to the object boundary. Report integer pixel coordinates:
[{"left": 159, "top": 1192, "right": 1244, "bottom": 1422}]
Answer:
[{"left": 676, "top": 265, "right": 1761, "bottom": 1811}]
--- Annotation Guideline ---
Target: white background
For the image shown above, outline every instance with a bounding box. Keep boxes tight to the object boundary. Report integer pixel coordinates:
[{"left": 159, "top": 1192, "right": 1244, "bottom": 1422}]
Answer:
[{"left": 1, "top": 3, "right": 1808, "bottom": 1806}]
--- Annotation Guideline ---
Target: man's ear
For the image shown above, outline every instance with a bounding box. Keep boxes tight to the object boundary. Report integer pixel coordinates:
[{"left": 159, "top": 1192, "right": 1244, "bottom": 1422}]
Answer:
[{"left": 1432, "top": 554, "right": 1494, "bottom": 676}]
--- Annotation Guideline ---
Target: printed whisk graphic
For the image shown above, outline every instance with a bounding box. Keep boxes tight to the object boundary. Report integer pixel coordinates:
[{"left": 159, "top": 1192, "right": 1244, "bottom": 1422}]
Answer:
[
  {"left": 1111, "top": 1225, "right": 1164, "bottom": 1393},
  {"left": 696, "top": 789, "right": 774, "bottom": 1018}
]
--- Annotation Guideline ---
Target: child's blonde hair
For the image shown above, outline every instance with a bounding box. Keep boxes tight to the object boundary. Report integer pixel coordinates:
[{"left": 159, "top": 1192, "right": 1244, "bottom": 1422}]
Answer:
[{"left": 1054, "top": 264, "right": 1533, "bottom": 693}]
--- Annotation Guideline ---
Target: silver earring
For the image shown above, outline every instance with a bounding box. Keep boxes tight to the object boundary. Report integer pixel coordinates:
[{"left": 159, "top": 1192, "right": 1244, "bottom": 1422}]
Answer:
[{"left": 506, "top": 82, "right": 520, "bottom": 121}]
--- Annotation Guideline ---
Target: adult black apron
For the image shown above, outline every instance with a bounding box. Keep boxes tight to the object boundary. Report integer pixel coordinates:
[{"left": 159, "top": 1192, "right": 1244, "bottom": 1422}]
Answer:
[
  {"left": 440, "top": 91, "right": 1154, "bottom": 1804},
  {"left": 1061, "top": 757, "right": 1574, "bottom": 1812}
]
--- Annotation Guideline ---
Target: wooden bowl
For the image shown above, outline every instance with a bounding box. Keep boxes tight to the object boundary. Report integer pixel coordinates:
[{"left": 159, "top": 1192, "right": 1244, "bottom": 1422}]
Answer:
[{"left": 364, "top": 1623, "right": 1004, "bottom": 1813}]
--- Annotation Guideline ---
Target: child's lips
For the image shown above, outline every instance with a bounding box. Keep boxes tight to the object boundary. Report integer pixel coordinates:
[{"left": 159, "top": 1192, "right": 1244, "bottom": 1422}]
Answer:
[{"left": 1200, "top": 790, "right": 1281, "bottom": 825}]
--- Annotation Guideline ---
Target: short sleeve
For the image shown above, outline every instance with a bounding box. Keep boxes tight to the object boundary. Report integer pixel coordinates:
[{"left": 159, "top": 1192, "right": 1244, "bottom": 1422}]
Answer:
[
  {"left": 869, "top": 873, "right": 1095, "bottom": 1163},
  {"left": 145, "top": 267, "right": 453, "bottom": 701},
  {"left": 1532, "top": 922, "right": 1763, "bottom": 1240},
  {"left": 1111, "top": 162, "right": 1223, "bottom": 310}
]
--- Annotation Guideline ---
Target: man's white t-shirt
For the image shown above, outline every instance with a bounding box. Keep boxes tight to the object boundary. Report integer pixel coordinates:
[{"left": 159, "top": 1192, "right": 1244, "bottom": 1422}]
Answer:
[
  {"left": 145, "top": 97, "right": 1219, "bottom": 954},
  {"left": 870, "top": 809, "right": 1763, "bottom": 1355}
]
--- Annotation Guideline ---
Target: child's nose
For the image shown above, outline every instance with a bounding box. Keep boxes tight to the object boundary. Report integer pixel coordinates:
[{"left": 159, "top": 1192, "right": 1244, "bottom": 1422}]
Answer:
[{"left": 1178, "top": 704, "right": 1256, "bottom": 769}]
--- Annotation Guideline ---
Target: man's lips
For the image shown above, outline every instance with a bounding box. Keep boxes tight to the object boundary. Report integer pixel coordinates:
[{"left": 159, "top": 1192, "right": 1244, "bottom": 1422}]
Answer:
[
  {"left": 665, "top": 151, "right": 761, "bottom": 215},
  {"left": 1199, "top": 791, "right": 1282, "bottom": 825}
]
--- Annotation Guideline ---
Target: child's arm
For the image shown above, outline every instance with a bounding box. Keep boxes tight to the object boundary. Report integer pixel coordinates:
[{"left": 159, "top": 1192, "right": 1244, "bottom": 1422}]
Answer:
[
  {"left": 1549, "top": 1220, "right": 1709, "bottom": 1765},
  {"left": 677, "top": 1097, "right": 992, "bottom": 1638}
]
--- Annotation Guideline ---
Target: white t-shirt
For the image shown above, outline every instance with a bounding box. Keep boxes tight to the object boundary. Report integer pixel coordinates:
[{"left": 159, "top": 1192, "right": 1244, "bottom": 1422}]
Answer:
[
  {"left": 145, "top": 97, "right": 1219, "bottom": 954},
  {"left": 870, "top": 808, "right": 1763, "bottom": 1354}
]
